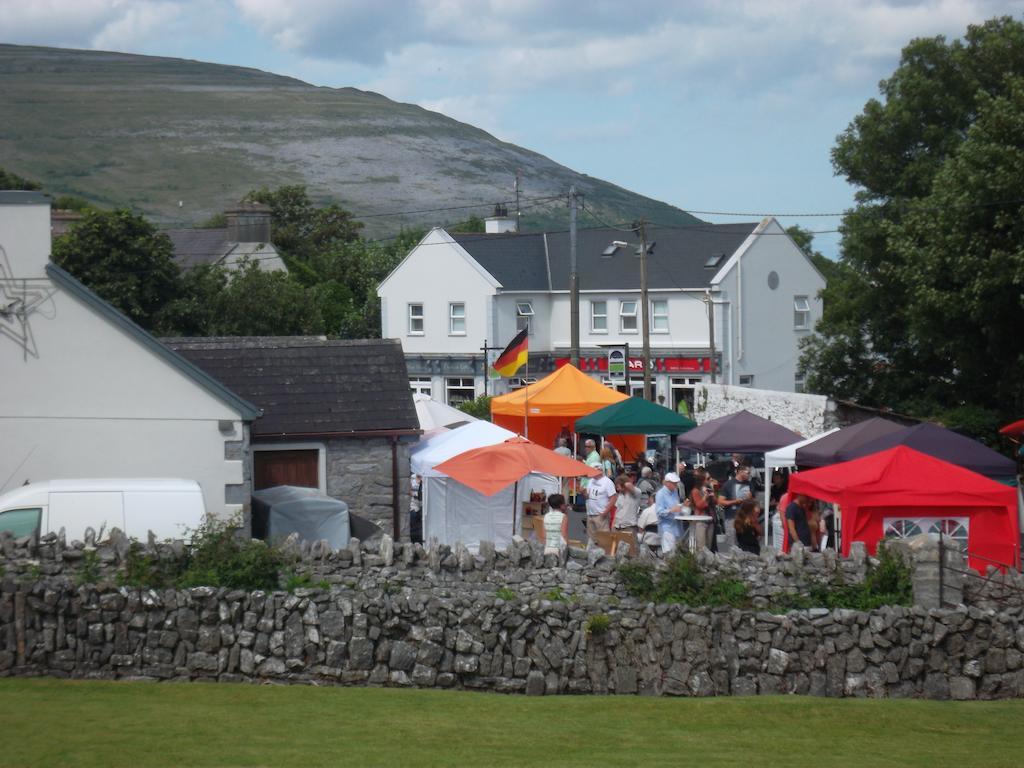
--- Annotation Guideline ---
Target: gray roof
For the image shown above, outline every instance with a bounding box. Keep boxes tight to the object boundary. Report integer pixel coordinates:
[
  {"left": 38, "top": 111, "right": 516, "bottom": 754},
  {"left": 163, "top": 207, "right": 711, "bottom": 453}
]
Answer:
[
  {"left": 0, "top": 190, "right": 49, "bottom": 205},
  {"left": 162, "top": 337, "right": 419, "bottom": 437},
  {"left": 45, "top": 264, "right": 261, "bottom": 421},
  {"left": 165, "top": 228, "right": 233, "bottom": 268},
  {"left": 451, "top": 222, "right": 759, "bottom": 291}
]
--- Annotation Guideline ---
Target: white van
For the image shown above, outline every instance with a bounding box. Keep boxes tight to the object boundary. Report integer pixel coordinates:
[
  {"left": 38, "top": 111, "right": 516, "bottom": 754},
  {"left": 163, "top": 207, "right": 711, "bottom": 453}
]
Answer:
[{"left": 0, "top": 479, "right": 207, "bottom": 542}]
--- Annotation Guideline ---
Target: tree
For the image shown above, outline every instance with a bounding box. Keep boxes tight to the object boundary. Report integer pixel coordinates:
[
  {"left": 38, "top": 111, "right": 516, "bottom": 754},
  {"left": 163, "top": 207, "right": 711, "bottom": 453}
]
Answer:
[
  {"left": 0, "top": 167, "right": 41, "bottom": 190},
  {"left": 52, "top": 208, "right": 181, "bottom": 329},
  {"left": 801, "top": 16, "right": 1024, "bottom": 422},
  {"left": 785, "top": 225, "right": 840, "bottom": 284}
]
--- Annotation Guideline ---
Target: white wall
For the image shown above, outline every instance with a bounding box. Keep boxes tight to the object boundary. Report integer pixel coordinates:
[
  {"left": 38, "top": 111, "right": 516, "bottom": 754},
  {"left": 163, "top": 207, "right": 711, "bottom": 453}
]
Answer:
[
  {"left": 548, "top": 291, "right": 709, "bottom": 350},
  {"left": 0, "top": 200, "right": 247, "bottom": 519},
  {"left": 714, "top": 219, "right": 826, "bottom": 392},
  {"left": 695, "top": 382, "right": 828, "bottom": 437},
  {"left": 378, "top": 229, "right": 497, "bottom": 354}
]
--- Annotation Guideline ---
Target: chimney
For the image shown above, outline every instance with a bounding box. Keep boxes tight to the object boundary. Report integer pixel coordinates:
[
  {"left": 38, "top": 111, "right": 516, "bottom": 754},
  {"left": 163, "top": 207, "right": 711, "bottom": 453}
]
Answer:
[
  {"left": 0, "top": 191, "right": 51, "bottom": 278},
  {"left": 485, "top": 203, "right": 517, "bottom": 234},
  {"left": 50, "top": 209, "right": 83, "bottom": 238},
  {"left": 225, "top": 202, "right": 272, "bottom": 243}
]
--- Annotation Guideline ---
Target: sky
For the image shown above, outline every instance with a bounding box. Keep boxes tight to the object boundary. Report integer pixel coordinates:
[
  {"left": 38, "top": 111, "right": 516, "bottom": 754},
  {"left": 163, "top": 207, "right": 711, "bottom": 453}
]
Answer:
[{"left": 3, "top": 0, "right": 1024, "bottom": 257}]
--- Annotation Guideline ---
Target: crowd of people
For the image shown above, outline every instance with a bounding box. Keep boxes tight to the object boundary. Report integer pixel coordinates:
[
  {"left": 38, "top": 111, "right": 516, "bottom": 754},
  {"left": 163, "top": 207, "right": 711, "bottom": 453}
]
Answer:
[{"left": 537, "top": 439, "right": 780, "bottom": 558}]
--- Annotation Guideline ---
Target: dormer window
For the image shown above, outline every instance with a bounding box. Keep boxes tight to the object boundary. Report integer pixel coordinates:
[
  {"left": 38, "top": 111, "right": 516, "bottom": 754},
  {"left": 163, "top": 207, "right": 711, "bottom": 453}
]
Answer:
[{"left": 516, "top": 302, "right": 534, "bottom": 333}]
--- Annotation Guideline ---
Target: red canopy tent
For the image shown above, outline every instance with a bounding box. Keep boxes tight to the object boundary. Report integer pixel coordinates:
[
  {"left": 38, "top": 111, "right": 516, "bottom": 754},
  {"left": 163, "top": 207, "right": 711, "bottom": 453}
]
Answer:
[{"left": 788, "top": 446, "right": 1020, "bottom": 571}]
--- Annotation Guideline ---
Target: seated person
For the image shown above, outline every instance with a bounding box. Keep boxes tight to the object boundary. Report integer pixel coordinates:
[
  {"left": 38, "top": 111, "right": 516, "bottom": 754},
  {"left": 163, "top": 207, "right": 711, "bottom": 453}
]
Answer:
[
  {"left": 734, "top": 499, "right": 763, "bottom": 555},
  {"left": 539, "top": 494, "right": 570, "bottom": 555}
]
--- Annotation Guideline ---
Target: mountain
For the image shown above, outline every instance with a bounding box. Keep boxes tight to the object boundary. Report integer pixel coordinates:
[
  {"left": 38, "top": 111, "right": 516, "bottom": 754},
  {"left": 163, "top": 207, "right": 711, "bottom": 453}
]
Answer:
[{"left": 0, "top": 44, "right": 702, "bottom": 234}]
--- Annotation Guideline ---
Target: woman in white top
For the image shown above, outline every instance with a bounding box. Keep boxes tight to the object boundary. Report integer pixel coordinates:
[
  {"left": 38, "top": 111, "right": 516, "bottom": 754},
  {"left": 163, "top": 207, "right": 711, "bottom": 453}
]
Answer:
[{"left": 539, "top": 493, "right": 570, "bottom": 555}]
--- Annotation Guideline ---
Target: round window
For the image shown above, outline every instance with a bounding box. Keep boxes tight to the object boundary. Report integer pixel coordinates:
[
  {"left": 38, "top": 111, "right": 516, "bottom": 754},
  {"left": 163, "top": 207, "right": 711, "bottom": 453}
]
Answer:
[{"left": 767, "top": 271, "right": 779, "bottom": 290}]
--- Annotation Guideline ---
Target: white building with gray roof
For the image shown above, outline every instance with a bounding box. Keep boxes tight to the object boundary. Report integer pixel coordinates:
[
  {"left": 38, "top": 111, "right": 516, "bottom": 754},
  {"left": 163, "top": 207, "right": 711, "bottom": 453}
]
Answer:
[{"left": 378, "top": 214, "right": 825, "bottom": 412}]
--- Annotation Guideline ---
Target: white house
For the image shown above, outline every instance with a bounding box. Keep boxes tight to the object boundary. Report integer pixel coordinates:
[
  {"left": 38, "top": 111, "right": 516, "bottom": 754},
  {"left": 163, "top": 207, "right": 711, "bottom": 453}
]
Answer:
[
  {"left": 0, "top": 191, "right": 260, "bottom": 520},
  {"left": 378, "top": 214, "right": 826, "bottom": 412}
]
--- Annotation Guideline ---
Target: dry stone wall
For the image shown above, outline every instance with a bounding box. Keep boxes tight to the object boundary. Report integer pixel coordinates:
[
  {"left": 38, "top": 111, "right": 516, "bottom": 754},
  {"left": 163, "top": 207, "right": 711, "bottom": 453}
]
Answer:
[{"left": 1, "top": 530, "right": 1022, "bottom": 699}]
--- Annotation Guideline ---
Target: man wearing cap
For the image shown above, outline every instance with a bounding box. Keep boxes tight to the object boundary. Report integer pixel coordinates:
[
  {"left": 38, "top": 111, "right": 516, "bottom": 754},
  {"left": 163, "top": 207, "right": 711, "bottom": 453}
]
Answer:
[
  {"left": 581, "top": 439, "right": 601, "bottom": 489},
  {"left": 585, "top": 469, "right": 617, "bottom": 544},
  {"left": 655, "top": 472, "right": 686, "bottom": 554}
]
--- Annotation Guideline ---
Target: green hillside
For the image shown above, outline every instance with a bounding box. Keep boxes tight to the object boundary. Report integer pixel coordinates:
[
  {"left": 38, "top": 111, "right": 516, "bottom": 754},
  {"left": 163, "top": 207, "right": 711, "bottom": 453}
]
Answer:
[{"left": 0, "top": 44, "right": 702, "bottom": 233}]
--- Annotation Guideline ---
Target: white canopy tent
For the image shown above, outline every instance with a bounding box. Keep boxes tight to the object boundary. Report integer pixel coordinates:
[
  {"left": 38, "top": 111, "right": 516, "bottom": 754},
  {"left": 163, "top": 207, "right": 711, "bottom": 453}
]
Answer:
[
  {"left": 411, "top": 421, "right": 558, "bottom": 549},
  {"left": 762, "top": 428, "right": 840, "bottom": 547},
  {"left": 413, "top": 393, "right": 478, "bottom": 431}
]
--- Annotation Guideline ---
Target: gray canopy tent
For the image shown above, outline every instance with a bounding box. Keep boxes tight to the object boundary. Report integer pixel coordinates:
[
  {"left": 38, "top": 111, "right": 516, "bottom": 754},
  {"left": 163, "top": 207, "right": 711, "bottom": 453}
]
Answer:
[{"left": 251, "top": 485, "right": 353, "bottom": 550}]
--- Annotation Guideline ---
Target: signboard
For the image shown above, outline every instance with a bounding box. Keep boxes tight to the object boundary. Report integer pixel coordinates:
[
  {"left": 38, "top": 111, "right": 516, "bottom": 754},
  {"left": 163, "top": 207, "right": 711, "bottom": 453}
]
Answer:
[
  {"left": 606, "top": 347, "right": 627, "bottom": 382},
  {"left": 557, "top": 356, "right": 712, "bottom": 373}
]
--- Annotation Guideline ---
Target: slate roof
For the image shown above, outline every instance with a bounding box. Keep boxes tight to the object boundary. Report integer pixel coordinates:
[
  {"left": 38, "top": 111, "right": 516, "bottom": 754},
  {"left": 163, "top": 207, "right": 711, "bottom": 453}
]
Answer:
[
  {"left": 165, "top": 228, "right": 234, "bottom": 269},
  {"left": 162, "top": 337, "right": 419, "bottom": 437},
  {"left": 451, "top": 222, "right": 759, "bottom": 291}
]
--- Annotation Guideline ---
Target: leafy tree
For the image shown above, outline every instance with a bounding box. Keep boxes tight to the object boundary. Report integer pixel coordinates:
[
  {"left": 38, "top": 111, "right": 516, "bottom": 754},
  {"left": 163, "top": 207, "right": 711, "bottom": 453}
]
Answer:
[
  {"left": 157, "top": 261, "right": 324, "bottom": 337},
  {"left": 53, "top": 208, "right": 181, "bottom": 329},
  {"left": 450, "top": 215, "right": 485, "bottom": 233},
  {"left": 456, "top": 395, "right": 493, "bottom": 421},
  {"left": 0, "top": 167, "right": 41, "bottom": 190},
  {"left": 801, "top": 17, "right": 1024, "bottom": 421},
  {"left": 785, "top": 225, "right": 840, "bottom": 284}
]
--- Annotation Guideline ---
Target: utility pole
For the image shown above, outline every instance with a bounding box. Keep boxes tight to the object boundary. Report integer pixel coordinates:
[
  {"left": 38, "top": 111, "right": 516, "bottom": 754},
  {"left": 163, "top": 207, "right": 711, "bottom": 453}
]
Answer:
[
  {"left": 479, "top": 340, "right": 503, "bottom": 396},
  {"left": 514, "top": 171, "right": 522, "bottom": 231},
  {"left": 704, "top": 290, "right": 717, "bottom": 384},
  {"left": 638, "top": 219, "right": 652, "bottom": 401},
  {"left": 569, "top": 186, "right": 580, "bottom": 368}
]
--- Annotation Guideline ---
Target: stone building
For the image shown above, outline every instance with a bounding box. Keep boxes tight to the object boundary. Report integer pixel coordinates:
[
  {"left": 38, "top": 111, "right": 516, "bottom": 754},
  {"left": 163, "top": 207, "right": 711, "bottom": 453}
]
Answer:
[{"left": 165, "top": 337, "right": 420, "bottom": 538}]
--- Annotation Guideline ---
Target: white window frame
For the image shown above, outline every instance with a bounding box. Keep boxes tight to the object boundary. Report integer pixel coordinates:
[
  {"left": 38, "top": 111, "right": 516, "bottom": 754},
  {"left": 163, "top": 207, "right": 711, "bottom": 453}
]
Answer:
[
  {"left": 619, "top": 300, "right": 638, "bottom": 333},
  {"left": 650, "top": 299, "right": 669, "bottom": 333},
  {"left": 516, "top": 302, "right": 534, "bottom": 334},
  {"left": 408, "top": 303, "right": 424, "bottom": 336},
  {"left": 445, "top": 376, "right": 476, "bottom": 405},
  {"left": 739, "top": 375, "right": 755, "bottom": 387},
  {"left": 794, "top": 295, "right": 811, "bottom": 330},
  {"left": 409, "top": 377, "right": 432, "bottom": 397},
  {"left": 794, "top": 372, "right": 806, "bottom": 394},
  {"left": 883, "top": 517, "right": 969, "bottom": 550},
  {"left": 449, "top": 302, "right": 466, "bottom": 336},
  {"left": 509, "top": 376, "right": 537, "bottom": 390},
  {"left": 591, "top": 300, "right": 608, "bottom": 333}
]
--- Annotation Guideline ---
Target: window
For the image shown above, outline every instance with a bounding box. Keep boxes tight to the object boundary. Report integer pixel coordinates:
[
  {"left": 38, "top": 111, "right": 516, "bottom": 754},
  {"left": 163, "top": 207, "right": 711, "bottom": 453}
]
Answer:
[
  {"left": 516, "top": 302, "right": 534, "bottom": 334},
  {"left": 651, "top": 300, "right": 668, "bottom": 333},
  {"left": 794, "top": 373, "right": 806, "bottom": 393},
  {"left": 739, "top": 375, "right": 755, "bottom": 387},
  {"left": 449, "top": 302, "right": 466, "bottom": 335},
  {"left": 794, "top": 296, "right": 810, "bottom": 329},
  {"left": 408, "top": 303, "right": 424, "bottom": 335},
  {"left": 445, "top": 377, "right": 476, "bottom": 405},
  {"left": 409, "top": 377, "right": 432, "bottom": 397},
  {"left": 591, "top": 300, "right": 607, "bottom": 333},
  {"left": 0, "top": 508, "right": 41, "bottom": 539},
  {"left": 883, "top": 517, "right": 970, "bottom": 550},
  {"left": 509, "top": 376, "right": 537, "bottom": 390},
  {"left": 619, "top": 300, "right": 638, "bottom": 333}
]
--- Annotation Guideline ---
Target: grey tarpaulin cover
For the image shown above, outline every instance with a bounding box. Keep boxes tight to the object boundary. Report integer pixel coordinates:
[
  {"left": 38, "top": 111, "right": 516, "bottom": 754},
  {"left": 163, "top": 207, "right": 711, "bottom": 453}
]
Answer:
[{"left": 251, "top": 485, "right": 350, "bottom": 550}]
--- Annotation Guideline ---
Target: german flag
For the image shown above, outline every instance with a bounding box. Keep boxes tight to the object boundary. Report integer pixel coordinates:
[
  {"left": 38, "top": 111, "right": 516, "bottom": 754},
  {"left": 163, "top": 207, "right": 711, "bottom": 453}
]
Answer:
[{"left": 491, "top": 328, "right": 529, "bottom": 377}]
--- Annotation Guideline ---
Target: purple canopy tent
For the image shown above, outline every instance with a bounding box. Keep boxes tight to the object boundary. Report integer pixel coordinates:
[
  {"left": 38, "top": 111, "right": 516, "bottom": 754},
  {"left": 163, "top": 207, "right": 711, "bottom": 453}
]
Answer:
[
  {"left": 836, "top": 422, "right": 1017, "bottom": 479},
  {"left": 676, "top": 410, "right": 802, "bottom": 453},
  {"left": 795, "top": 417, "right": 905, "bottom": 467}
]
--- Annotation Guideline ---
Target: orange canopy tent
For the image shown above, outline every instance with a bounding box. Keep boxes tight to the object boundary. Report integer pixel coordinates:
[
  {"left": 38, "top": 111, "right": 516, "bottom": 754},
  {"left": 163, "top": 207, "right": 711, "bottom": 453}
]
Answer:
[
  {"left": 433, "top": 437, "right": 601, "bottom": 496},
  {"left": 490, "top": 365, "right": 644, "bottom": 460}
]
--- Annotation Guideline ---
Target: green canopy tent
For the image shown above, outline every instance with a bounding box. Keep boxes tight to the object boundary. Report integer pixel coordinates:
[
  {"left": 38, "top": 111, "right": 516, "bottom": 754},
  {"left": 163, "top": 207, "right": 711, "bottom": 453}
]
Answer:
[{"left": 575, "top": 397, "right": 697, "bottom": 436}]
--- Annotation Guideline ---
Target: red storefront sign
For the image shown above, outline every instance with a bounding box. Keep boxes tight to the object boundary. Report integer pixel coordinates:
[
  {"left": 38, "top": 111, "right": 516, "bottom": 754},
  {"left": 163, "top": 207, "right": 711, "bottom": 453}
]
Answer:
[{"left": 555, "top": 356, "right": 711, "bottom": 373}]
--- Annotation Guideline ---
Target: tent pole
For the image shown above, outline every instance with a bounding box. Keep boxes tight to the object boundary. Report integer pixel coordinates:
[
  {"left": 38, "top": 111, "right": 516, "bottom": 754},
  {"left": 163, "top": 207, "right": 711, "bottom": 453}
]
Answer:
[
  {"left": 513, "top": 480, "right": 519, "bottom": 535},
  {"left": 763, "top": 464, "right": 773, "bottom": 549}
]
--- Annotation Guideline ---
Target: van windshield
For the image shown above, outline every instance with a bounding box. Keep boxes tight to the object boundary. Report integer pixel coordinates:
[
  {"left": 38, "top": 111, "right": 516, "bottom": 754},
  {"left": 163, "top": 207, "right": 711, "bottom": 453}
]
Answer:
[{"left": 0, "top": 507, "right": 42, "bottom": 538}]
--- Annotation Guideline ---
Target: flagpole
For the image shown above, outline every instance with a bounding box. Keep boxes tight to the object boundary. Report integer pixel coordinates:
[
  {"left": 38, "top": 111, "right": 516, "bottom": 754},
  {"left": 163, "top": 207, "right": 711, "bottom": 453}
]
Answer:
[{"left": 523, "top": 355, "right": 529, "bottom": 439}]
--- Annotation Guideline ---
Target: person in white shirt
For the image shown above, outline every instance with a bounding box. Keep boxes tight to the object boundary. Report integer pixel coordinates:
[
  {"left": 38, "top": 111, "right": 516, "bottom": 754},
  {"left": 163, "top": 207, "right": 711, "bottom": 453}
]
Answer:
[
  {"left": 585, "top": 472, "right": 617, "bottom": 544},
  {"left": 539, "top": 493, "right": 570, "bottom": 555},
  {"left": 613, "top": 475, "right": 642, "bottom": 531}
]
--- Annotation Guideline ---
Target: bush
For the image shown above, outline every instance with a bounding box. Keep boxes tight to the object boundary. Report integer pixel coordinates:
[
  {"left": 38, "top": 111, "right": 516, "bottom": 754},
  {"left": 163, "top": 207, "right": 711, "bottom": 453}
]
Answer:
[
  {"left": 542, "top": 586, "right": 567, "bottom": 603},
  {"left": 282, "top": 569, "right": 329, "bottom": 593},
  {"left": 120, "top": 542, "right": 182, "bottom": 590},
  {"left": 75, "top": 550, "right": 101, "bottom": 586},
  {"left": 495, "top": 587, "right": 516, "bottom": 602},
  {"left": 176, "top": 517, "right": 285, "bottom": 592},
  {"left": 617, "top": 552, "right": 751, "bottom": 608}
]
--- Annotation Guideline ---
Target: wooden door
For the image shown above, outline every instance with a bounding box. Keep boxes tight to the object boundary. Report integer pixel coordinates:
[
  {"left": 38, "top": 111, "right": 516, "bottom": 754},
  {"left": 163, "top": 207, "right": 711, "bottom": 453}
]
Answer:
[{"left": 253, "top": 450, "right": 319, "bottom": 490}]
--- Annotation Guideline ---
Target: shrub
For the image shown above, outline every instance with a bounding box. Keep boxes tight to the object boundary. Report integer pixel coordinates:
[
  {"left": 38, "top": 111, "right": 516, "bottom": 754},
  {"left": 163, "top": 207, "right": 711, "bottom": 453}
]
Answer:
[
  {"left": 75, "top": 550, "right": 100, "bottom": 586},
  {"left": 586, "top": 613, "right": 611, "bottom": 636},
  {"left": 542, "top": 586, "right": 567, "bottom": 603},
  {"left": 282, "top": 569, "right": 329, "bottom": 593},
  {"left": 495, "top": 587, "right": 516, "bottom": 602},
  {"left": 617, "top": 552, "right": 750, "bottom": 608},
  {"left": 120, "top": 542, "right": 182, "bottom": 589},
  {"left": 176, "top": 517, "right": 284, "bottom": 591}
]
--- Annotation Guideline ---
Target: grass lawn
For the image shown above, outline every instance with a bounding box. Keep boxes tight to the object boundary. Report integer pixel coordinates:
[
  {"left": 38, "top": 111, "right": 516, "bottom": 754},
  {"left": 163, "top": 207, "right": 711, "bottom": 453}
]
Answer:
[{"left": 2, "top": 678, "right": 1022, "bottom": 767}]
